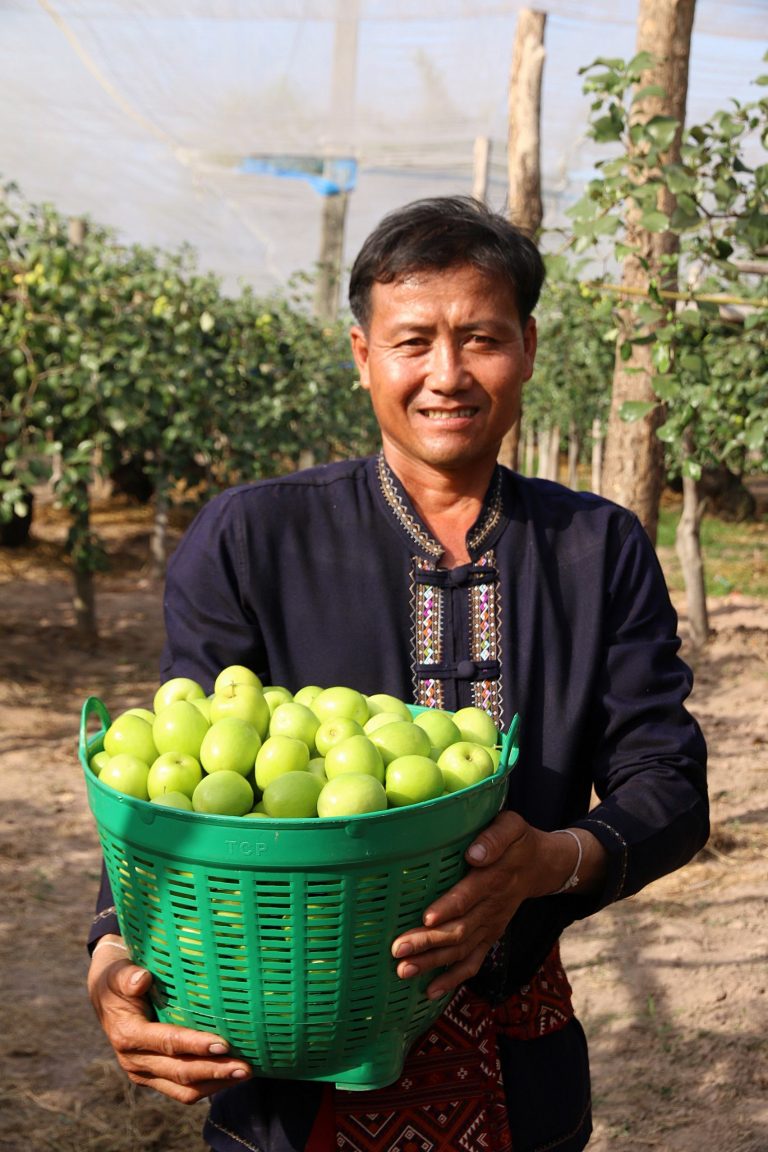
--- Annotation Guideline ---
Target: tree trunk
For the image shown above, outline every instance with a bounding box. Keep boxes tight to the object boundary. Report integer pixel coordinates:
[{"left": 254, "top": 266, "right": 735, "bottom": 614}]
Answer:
[
  {"left": 600, "top": 0, "right": 695, "bottom": 543},
  {"left": 150, "top": 483, "right": 170, "bottom": 581},
  {"left": 499, "top": 8, "right": 546, "bottom": 472},
  {"left": 68, "top": 215, "right": 98, "bottom": 642},
  {"left": 591, "top": 417, "right": 603, "bottom": 495},
  {"left": 74, "top": 563, "right": 97, "bottom": 640},
  {"left": 524, "top": 422, "right": 536, "bottom": 477},
  {"left": 536, "top": 427, "right": 549, "bottom": 478},
  {"left": 548, "top": 424, "right": 561, "bottom": 482},
  {"left": 567, "top": 420, "right": 580, "bottom": 490},
  {"left": 676, "top": 431, "right": 710, "bottom": 648},
  {"left": 70, "top": 478, "right": 98, "bottom": 640}
]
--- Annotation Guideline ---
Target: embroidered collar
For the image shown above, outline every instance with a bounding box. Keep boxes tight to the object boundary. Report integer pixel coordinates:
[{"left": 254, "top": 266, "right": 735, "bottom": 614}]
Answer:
[{"left": 375, "top": 452, "right": 505, "bottom": 560}]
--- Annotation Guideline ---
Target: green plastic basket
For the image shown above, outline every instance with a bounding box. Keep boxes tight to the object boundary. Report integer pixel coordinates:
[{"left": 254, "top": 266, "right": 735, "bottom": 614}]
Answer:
[{"left": 79, "top": 696, "right": 518, "bottom": 1091}]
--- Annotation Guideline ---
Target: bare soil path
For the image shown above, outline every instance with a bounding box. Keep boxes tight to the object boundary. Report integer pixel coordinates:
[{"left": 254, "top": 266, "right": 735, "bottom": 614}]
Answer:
[{"left": 0, "top": 500, "right": 766, "bottom": 1151}]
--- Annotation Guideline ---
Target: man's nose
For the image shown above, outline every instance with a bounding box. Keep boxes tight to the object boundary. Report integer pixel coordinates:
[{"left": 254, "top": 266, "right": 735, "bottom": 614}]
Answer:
[{"left": 427, "top": 340, "right": 468, "bottom": 391}]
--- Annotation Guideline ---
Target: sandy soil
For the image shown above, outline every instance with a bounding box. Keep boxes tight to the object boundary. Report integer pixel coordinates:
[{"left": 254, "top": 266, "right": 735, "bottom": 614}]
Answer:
[{"left": 0, "top": 499, "right": 766, "bottom": 1152}]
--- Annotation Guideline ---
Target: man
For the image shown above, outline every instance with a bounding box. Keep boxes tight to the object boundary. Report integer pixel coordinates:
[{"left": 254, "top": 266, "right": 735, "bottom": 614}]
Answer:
[{"left": 87, "top": 196, "right": 708, "bottom": 1151}]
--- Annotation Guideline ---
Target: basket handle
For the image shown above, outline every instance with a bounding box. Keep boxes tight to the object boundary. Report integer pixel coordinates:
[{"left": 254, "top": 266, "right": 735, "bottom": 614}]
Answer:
[
  {"left": 79, "top": 696, "right": 112, "bottom": 764},
  {"left": 500, "top": 712, "right": 520, "bottom": 771}
]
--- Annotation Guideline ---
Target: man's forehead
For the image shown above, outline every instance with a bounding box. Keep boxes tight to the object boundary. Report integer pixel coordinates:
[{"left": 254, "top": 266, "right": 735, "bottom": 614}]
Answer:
[{"left": 368, "top": 265, "right": 520, "bottom": 322}]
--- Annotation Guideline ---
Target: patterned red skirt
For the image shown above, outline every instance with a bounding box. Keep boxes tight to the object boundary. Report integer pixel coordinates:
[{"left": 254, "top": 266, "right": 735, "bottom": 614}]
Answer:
[{"left": 306, "top": 943, "right": 573, "bottom": 1152}]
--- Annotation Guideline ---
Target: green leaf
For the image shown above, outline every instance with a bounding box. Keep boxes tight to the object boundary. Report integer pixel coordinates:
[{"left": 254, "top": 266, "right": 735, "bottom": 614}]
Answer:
[
  {"left": 588, "top": 57, "right": 626, "bottom": 72},
  {"left": 656, "top": 422, "right": 680, "bottom": 444},
  {"left": 637, "top": 302, "right": 663, "bottom": 325},
  {"left": 640, "top": 210, "right": 670, "bottom": 233},
  {"left": 652, "top": 343, "right": 671, "bottom": 374},
  {"left": 628, "top": 51, "right": 658, "bottom": 76},
  {"left": 593, "top": 108, "right": 625, "bottom": 142},
  {"left": 592, "top": 214, "right": 622, "bottom": 237},
  {"left": 677, "top": 309, "right": 701, "bottom": 328},
  {"left": 652, "top": 374, "right": 680, "bottom": 402},
  {"left": 682, "top": 458, "right": 702, "bottom": 481},
  {"left": 669, "top": 200, "right": 701, "bottom": 230},
  {"left": 679, "top": 353, "right": 707, "bottom": 377},
  {"left": 543, "top": 253, "right": 571, "bottom": 280},
  {"left": 662, "top": 163, "right": 695, "bottom": 195},
  {"left": 633, "top": 84, "right": 668, "bottom": 103},
  {"left": 745, "top": 424, "right": 766, "bottom": 452},
  {"left": 619, "top": 401, "right": 656, "bottom": 422},
  {"left": 644, "top": 116, "right": 679, "bottom": 151},
  {"left": 567, "top": 195, "right": 599, "bottom": 222},
  {"left": 599, "top": 158, "right": 628, "bottom": 179}
]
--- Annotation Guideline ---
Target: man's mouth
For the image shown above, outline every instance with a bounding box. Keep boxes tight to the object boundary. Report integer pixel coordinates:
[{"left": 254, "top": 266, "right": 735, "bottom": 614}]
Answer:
[{"left": 420, "top": 408, "right": 476, "bottom": 420}]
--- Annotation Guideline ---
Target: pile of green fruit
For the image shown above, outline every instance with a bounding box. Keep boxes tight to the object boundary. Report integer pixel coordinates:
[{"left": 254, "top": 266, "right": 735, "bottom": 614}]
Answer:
[{"left": 89, "top": 665, "right": 502, "bottom": 819}]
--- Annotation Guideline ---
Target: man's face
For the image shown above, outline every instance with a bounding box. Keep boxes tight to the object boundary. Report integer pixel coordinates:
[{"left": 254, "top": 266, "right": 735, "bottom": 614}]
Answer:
[{"left": 350, "top": 263, "right": 537, "bottom": 478}]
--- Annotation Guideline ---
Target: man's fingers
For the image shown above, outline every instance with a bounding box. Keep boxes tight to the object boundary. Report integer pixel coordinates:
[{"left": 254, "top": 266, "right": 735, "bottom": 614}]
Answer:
[
  {"left": 125, "top": 1049, "right": 250, "bottom": 1083},
  {"left": 114, "top": 962, "right": 153, "bottom": 996},
  {"left": 90, "top": 942, "right": 252, "bottom": 1103},
  {"left": 395, "top": 935, "right": 491, "bottom": 998},
  {"left": 122, "top": 1066, "right": 249, "bottom": 1105},
  {"left": 464, "top": 809, "right": 528, "bottom": 867},
  {"left": 393, "top": 918, "right": 485, "bottom": 971},
  {"left": 110, "top": 1012, "right": 238, "bottom": 1061},
  {"left": 113, "top": 1038, "right": 252, "bottom": 1102}
]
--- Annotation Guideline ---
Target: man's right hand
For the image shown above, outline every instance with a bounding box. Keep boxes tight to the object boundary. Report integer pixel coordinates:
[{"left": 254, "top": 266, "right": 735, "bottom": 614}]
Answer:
[{"left": 87, "top": 935, "right": 252, "bottom": 1103}]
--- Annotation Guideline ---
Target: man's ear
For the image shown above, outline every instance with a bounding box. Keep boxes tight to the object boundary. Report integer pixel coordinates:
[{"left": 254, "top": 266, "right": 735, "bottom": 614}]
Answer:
[
  {"left": 522, "top": 317, "right": 537, "bottom": 382},
  {"left": 349, "top": 326, "right": 371, "bottom": 391}
]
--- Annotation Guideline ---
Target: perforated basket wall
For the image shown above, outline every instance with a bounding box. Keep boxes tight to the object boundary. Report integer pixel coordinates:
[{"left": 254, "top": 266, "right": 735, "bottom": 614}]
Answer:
[{"left": 80, "top": 697, "right": 517, "bottom": 1090}]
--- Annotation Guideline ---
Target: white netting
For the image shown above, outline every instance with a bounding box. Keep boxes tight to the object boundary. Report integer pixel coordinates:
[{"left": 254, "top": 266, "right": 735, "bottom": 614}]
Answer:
[{"left": 2, "top": 1, "right": 765, "bottom": 294}]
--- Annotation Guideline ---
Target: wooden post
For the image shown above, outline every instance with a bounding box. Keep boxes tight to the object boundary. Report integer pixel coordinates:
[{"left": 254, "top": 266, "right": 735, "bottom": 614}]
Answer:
[
  {"left": 314, "top": 187, "right": 349, "bottom": 325},
  {"left": 314, "top": 0, "right": 358, "bottom": 325},
  {"left": 507, "top": 9, "right": 546, "bottom": 236},
  {"left": 499, "top": 9, "right": 546, "bottom": 472},
  {"left": 472, "top": 135, "right": 491, "bottom": 203}
]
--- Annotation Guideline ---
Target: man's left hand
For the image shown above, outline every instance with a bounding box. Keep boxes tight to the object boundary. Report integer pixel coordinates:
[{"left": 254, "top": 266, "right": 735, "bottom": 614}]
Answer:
[{"left": 390, "top": 811, "right": 599, "bottom": 1000}]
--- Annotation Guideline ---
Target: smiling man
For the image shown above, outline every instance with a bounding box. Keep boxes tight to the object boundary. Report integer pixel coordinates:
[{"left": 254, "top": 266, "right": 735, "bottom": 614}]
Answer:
[{"left": 87, "top": 197, "right": 708, "bottom": 1152}]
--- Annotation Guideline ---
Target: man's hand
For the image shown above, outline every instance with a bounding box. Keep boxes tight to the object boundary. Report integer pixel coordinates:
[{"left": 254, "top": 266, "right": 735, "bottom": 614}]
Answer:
[
  {"left": 390, "top": 812, "right": 606, "bottom": 1000},
  {"left": 88, "top": 935, "right": 251, "bottom": 1103}
]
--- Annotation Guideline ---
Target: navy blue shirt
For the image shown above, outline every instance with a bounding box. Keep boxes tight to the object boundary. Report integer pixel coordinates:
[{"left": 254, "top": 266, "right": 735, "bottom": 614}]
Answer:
[{"left": 90, "top": 455, "right": 708, "bottom": 1151}]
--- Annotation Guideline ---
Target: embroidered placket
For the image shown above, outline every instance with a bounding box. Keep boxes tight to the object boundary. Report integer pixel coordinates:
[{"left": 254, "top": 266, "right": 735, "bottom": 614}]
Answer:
[
  {"left": 375, "top": 454, "right": 505, "bottom": 724},
  {"left": 469, "top": 552, "right": 503, "bottom": 725},
  {"left": 412, "top": 557, "right": 446, "bottom": 711}
]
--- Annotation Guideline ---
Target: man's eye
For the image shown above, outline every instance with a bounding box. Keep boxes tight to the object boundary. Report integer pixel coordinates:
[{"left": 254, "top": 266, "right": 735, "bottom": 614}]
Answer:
[{"left": 467, "top": 334, "right": 495, "bottom": 346}]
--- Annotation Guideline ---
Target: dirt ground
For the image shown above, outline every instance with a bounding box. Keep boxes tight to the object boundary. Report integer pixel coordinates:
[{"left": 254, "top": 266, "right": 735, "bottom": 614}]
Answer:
[{"left": 0, "top": 498, "right": 766, "bottom": 1152}]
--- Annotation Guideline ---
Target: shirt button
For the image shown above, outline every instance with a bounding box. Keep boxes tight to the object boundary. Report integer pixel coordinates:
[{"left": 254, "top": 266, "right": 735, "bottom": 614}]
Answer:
[{"left": 456, "top": 660, "right": 477, "bottom": 679}]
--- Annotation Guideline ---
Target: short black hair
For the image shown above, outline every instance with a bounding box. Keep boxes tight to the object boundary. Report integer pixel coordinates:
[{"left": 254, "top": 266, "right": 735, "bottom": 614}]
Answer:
[{"left": 348, "top": 195, "right": 545, "bottom": 330}]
